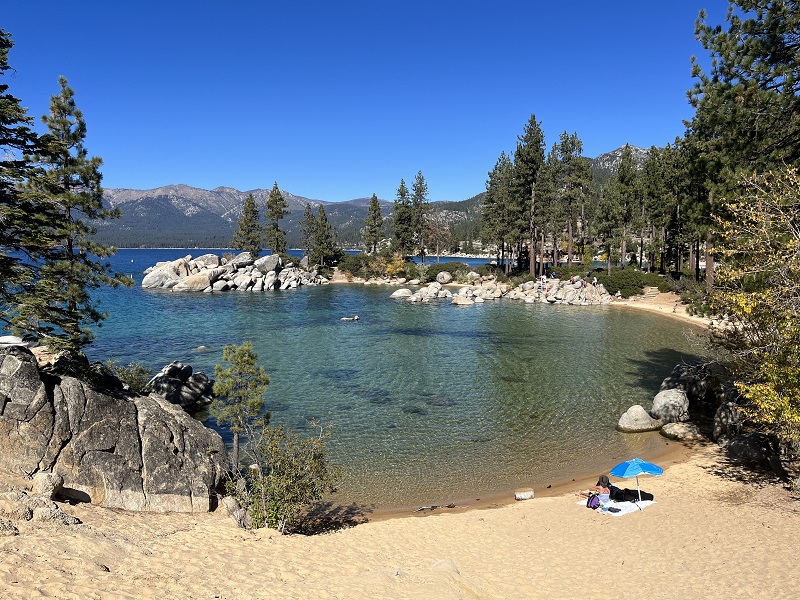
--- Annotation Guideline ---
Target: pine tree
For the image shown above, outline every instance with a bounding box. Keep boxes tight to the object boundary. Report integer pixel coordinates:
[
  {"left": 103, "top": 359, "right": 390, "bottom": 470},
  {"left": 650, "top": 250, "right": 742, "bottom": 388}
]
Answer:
[
  {"left": 300, "top": 202, "right": 316, "bottom": 258},
  {"left": 264, "top": 182, "right": 289, "bottom": 254},
  {"left": 391, "top": 178, "right": 414, "bottom": 255},
  {"left": 363, "top": 193, "right": 383, "bottom": 253},
  {"left": 411, "top": 171, "right": 429, "bottom": 263},
  {"left": 0, "top": 30, "right": 58, "bottom": 327},
  {"left": 212, "top": 341, "right": 270, "bottom": 471},
  {"left": 310, "top": 205, "right": 341, "bottom": 267},
  {"left": 231, "top": 193, "right": 262, "bottom": 258},
  {"left": 16, "top": 76, "right": 130, "bottom": 355},
  {"left": 513, "top": 115, "right": 546, "bottom": 274},
  {"left": 481, "top": 152, "right": 516, "bottom": 272},
  {"left": 556, "top": 132, "right": 593, "bottom": 265}
]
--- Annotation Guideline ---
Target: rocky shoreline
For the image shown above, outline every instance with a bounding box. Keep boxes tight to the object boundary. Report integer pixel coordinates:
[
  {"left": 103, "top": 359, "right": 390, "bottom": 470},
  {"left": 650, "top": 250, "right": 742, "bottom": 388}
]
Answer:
[{"left": 141, "top": 252, "right": 328, "bottom": 292}]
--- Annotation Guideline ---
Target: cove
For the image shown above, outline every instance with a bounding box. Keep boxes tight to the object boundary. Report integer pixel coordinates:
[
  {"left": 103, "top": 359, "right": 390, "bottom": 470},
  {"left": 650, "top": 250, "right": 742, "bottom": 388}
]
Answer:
[{"left": 89, "top": 249, "right": 702, "bottom": 509}]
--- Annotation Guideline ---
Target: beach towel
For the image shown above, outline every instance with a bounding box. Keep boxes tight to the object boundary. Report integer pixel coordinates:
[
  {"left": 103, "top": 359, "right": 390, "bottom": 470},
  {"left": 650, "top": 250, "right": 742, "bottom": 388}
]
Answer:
[{"left": 576, "top": 499, "right": 655, "bottom": 517}]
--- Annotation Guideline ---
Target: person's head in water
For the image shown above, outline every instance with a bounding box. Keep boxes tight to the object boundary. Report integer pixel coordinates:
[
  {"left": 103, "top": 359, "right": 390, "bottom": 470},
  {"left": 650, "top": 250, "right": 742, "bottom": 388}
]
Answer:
[{"left": 597, "top": 475, "right": 610, "bottom": 488}]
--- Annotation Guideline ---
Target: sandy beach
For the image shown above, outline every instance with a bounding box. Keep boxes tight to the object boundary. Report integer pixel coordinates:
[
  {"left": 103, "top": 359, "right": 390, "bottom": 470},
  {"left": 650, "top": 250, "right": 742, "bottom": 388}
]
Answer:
[{"left": 1, "top": 443, "right": 797, "bottom": 599}]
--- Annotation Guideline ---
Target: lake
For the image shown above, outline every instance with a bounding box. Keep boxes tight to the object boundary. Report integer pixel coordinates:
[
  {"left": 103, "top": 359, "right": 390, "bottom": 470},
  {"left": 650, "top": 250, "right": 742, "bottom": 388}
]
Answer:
[{"left": 86, "top": 248, "right": 702, "bottom": 509}]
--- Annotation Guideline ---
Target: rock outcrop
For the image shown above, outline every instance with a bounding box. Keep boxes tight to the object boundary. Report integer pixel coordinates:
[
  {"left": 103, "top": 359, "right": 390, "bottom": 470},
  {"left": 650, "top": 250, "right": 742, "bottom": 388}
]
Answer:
[
  {"left": 142, "top": 252, "right": 329, "bottom": 292},
  {"left": 387, "top": 274, "right": 614, "bottom": 306},
  {"left": 0, "top": 346, "right": 228, "bottom": 513}
]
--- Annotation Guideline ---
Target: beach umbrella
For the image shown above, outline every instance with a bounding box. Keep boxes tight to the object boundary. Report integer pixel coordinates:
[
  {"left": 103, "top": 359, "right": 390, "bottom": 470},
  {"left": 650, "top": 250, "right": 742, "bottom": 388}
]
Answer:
[{"left": 609, "top": 457, "right": 663, "bottom": 503}]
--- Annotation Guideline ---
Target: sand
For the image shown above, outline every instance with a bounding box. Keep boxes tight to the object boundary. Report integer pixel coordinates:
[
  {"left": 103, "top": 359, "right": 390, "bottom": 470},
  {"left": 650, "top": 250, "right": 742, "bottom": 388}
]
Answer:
[
  {"left": 5, "top": 291, "right": 796, "bottom": 599},
  {"left": 1, "top": 443, "right": 798, "bottom": 599}
]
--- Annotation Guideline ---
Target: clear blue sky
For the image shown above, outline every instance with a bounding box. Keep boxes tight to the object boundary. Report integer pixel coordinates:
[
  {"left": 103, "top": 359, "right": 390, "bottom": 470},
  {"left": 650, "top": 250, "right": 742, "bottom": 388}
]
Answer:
[{"left": 4, "top": 0, "right": 728, "bottom": 202}]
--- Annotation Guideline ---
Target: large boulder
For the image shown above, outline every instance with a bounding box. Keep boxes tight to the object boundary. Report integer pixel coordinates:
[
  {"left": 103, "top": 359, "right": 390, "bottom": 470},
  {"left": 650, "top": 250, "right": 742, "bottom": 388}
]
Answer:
[
  {"left": 141, "top": 266, "right": 182, "bottom": 289},
  {"left": 436, "top": 271, "right": 453, "bottom": 284},
  {"left": 0, "top": 346, "right": 227, "bottom": 513},
  {"left": 146, "top": 361, "right": 214, "bottom": 409},
  {"left": 727, "top": 432, "right": 782, "bottom": 473},
  {"left": 651, "top": 389, "right": 690, "bottom": 423},
  {"left": 660, "top": 422, "right": 705, "bottom": 442},
  {"left": 228, "top": 252, "right": 254, "bottom": 269},
  {"left": 172, "top": 267, "right": 225, "bottom": 292},
  {"left": 660, "top": 363, "right": 725, "bottom": 406},
  {"left": 618, "top": 405, "right": 663, "bottom": 433},
  {"left": 713, "top": 401, "right": 743, "bottom": 443},
  {"left": 254, "top": 254, "right": 282, "bottom": 275},
  {"left": 390, "top": 288, "right": 413, "bottom": 298}
]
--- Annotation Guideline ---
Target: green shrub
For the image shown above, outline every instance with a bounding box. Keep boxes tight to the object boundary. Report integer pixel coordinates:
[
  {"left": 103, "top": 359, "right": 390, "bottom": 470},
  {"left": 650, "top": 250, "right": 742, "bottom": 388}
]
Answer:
[
  {"left": 595, "top": 268, "right": 667, "bottom": 298},
  {"left": 231, "top": 421, "right": 341, "bottom": 534},
  {"left": 105, "top": 360, "right": 152, "bottom": 394}
]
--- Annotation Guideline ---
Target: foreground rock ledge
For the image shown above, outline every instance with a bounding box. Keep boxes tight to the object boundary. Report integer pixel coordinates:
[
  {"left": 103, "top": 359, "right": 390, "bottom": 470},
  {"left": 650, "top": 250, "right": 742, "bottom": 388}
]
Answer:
[{"left": 0, "top": 346, "right": 228, "bottom": 513}]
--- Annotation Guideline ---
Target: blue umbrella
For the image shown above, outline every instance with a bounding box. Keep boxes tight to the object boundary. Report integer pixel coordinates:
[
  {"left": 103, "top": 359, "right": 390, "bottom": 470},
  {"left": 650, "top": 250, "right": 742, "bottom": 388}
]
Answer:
[{"left": 609, "top": 457, "right": 663, "bottom": 503}]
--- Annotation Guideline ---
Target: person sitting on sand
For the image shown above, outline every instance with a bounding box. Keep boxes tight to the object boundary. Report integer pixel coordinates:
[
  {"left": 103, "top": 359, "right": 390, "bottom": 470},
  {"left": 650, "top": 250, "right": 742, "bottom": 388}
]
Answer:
[{"left": 578, "top": 474, "right": 613, "bottom": 504}]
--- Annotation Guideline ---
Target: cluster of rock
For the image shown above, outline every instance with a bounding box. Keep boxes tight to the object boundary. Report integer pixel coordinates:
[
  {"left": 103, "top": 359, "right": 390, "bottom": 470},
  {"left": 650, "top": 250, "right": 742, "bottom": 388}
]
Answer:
[
  {"left": 141, "top": 252, "right": 328, "bottom": 292},
  {"left": 388, "top": 271, "right": 615, "bottom": 306},
  {"left": 145, "top": 361, "right": 214, "bottom": 410},
  {"left": 616, "top": 363, "right": 791, "bottom": 478},
  {"left": 0, "top": 346, "right": 228, "bottom": 515},
  {"left": 1, "top": 472, "right": 80, "bottom": 535},
  {"left": 618, "top": 363, "right": 731, "bottom": 440},
  {"left": 504, "top": 275, "right": 613, "bottom": 305}
]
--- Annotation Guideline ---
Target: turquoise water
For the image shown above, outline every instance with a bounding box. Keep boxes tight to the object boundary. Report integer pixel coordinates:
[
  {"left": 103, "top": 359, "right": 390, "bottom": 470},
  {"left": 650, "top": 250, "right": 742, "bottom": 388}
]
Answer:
[{"left": 87, "top": 249, "right": 702, "bottom": 509}]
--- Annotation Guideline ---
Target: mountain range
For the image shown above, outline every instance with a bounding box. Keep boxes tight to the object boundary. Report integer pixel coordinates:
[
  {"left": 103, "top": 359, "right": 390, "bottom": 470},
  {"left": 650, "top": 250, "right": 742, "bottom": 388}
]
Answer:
[{"left": 92, "top": 146, "right": 647, "bottom": 249}]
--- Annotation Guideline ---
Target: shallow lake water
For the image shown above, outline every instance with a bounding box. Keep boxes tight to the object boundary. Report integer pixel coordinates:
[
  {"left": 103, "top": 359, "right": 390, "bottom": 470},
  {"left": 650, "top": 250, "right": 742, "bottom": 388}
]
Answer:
[{"left": 88, "top": 249, "right": 703, "bottom": 509}]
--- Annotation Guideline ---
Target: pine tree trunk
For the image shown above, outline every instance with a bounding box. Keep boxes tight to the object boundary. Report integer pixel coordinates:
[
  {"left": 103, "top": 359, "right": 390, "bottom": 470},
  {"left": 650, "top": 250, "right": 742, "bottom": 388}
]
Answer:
[
  {"left": 232, "top": 431, "right": 240, "bottom": 473},
  {"left": 567, "top": 219, "right": 573, "bottom": 265},
  {"left": 539, "top": 230, "right": 546, "bottom": 277},
  {"left": 705, "top": 190, "right": 715, "bottom": 291},
  {"left": 529, "top": 187, "right": 536, "bottom": 276}
]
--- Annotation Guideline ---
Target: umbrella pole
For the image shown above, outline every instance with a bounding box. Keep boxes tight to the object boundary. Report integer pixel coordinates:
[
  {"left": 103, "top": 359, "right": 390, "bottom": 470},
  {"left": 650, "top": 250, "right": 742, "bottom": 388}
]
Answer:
[{"left": 636, "top": 475, "right": 643, "bottom": 510}]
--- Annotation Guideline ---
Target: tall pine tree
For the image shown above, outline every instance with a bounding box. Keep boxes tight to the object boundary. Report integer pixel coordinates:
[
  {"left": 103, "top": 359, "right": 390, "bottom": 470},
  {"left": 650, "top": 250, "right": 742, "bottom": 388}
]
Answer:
[
  {"left": 391, "top": 178, "right": 414, "bottom": 255},
  {"left": 16, "top": 76, "right": 130, "bottom": 355},
  {"left": 264, "top": 182, "right": 289, "bottom": 254},
  {"left": 411, "top": 171, "right": 429, "bottom": 263},
  {"left": 513, "top": 115, "right": 546, "bottom": 274},
  {"left": 363, "top": 193, "right": 383, "bottom": 253},
  {"left": 231, "top": 193, "right": 262, "bottom": 258},
  {"left": 0, "top": 30, "right": 58, "bottom": 327}
]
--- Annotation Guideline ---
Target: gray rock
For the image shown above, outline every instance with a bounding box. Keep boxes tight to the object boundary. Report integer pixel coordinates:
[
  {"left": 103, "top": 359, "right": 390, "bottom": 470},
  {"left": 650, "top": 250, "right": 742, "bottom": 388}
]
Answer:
[
  {"left": 451, "top": 296, "right": 475, "bottom": 306},
  {"left": 146, "top": 361, "right": 214, "bottom": 409},
  {"left": 660, "top": 363, "right": 725, "bottom": 405},
  {"left": 254, "top": 254, "right": 281, "bottom": 275},
  {"left": 141, "top": 266, "right": 182, "bottom": 289},
  {"left": 727, "top": 432, "right": 778, "bottom": 469},
  {"left": 193, "top": 253, "right": 221, "bottom": 269},
  {"left": 436, "top": 271, "right": 453, "bottom": 284},
  {"left": 390, "top": 288, "right": 413, "bottom": 298},
  {"left": 651, "top": 389, "right": 690, "bottom": 423},
  {"left": 0, "top": 348, "right": 228, "bottom": 513},
  {"left": 32, "top": 472, "right": 64, "bottom": 499},
  {"left": 618, "top": 404, "right": 664, "bottom": 433},
  {"left": 713, "top": 402, "right": 743, "bottom": 443},
  {"left": 0, "top": 518, "right": 18, "bottom": 536},
  {"left": 228, "top": 252, "right": 254, "bottom": 269},
  {"left": 660, "top": 422, "right": 705, "bottom": 442}
]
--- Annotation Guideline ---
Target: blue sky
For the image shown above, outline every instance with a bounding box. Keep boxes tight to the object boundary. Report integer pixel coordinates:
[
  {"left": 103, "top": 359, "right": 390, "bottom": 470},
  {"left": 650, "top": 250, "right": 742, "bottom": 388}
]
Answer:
[{"left": 4, "top": 1, "right": 728, "bottom": 202}]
